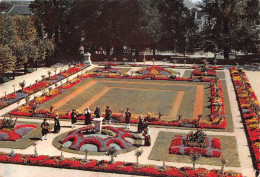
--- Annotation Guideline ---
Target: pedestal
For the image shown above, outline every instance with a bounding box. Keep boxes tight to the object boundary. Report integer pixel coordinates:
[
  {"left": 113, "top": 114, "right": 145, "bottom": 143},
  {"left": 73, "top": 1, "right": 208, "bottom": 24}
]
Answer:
[
  {"left": 93, "top": 117, "right": 103, "bottom": 133},
  {"left": 83, "top": 52, "right": 92, "bottom": 65}
]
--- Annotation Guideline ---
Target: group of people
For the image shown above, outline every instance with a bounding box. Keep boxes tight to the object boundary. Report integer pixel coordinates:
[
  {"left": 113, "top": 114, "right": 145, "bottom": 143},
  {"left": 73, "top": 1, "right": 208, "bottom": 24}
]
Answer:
[
  {"left": 138, "top": 115, "right": 151, "bottom": 146},
  {"left": 40, "top": 107, "right": 150, "bottom": 146},
  {"left": 40, "top": 113, "right": 60, "bottom": 141}
]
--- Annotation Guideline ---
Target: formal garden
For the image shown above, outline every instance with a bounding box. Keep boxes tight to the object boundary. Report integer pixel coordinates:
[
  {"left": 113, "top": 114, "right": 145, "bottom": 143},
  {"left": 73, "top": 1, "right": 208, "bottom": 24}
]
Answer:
[{"left": 0, "top": 60, "right": 259, "bottom": 177}]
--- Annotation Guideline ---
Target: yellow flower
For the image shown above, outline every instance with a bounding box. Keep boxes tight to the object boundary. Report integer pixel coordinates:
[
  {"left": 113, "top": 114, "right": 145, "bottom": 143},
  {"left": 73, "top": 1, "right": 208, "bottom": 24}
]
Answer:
[
  {"left": 201, "top": 120, "right": 212, "bottom": 125},
  {"left": 255, "top": 142, "right": 260, "bottom": 148},
  {"left": 248, "top": 123, "right": 259, "bottom": 129},
  {"left": 36, "top": 96, "right": 46, "bottom": 104}
]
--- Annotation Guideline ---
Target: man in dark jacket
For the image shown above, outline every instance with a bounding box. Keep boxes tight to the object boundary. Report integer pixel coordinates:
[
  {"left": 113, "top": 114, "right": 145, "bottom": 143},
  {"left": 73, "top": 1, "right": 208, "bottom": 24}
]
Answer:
[
  {"left": 71, "top": 109, "right": 77, "bottom": 128},
  {"left": 125, "top": 108, "right": 131, "bottom": 129}
]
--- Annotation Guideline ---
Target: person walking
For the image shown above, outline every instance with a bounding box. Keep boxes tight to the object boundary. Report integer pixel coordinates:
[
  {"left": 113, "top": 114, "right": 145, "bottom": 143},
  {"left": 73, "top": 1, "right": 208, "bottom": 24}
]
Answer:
[
  {"left": 41, "top": 119, "right": 49, "bottom": 140},
  {"left": 94, "top": 107, "right": 102, "bottom": 118},
  {"left": 84, "top": 107, "right": 92, "bottom": 125},
  {"left": 137, "top": 114, "right": 144, "bottom": 133},
  {"left": 71, "top": 109, "right": 77, "bottom": 128},
  {"left": 125, "top": 108, "right": 131, "bottom": 129},
  {"left": 53, "top": 113, "right": 60, "bottom": 133},
  {"left": 105, "top": 106, "right": 112, "bottom": 125}
]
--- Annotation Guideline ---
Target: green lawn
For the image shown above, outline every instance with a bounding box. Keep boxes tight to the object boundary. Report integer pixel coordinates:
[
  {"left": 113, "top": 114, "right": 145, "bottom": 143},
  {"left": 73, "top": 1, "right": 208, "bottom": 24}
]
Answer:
[
  {"left": 92, "top": 88, "right": 178, "bottom": 115},
  {"left": 35, "top": 77, "right": 233, "bottom": 131},
  {"left": 149, "top": 131, "right": 240, "bottom": 167},
  {"left": 38, "top": 78, "right": 205, "bottom": 119}
]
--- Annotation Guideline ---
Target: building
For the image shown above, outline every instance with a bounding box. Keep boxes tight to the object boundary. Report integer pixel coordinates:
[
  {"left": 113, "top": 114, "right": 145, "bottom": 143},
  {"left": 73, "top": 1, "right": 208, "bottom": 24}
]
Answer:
[
  {"left": 184, "top": 0, "right": 205, "bottom": 32},
  {"left": 1, "top": 1, "right": 32, "bottom": 15}
]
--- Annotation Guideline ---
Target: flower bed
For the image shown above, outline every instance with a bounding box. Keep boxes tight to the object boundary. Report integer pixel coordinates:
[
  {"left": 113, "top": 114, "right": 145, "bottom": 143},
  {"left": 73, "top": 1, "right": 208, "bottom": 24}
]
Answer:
[
  {"left": 192, "top": 68, "right": 216, "bottom": 77},
  {"left": 230, "top": 67, "right": 260, "bottom": 172},
  {"left": 169, "top": 135, "right": 222, "bottom": 157},
  {"left": 0, "top": 64, "right": 88, "bottom": 110},
  {"left": 59, "top": 126, "right": 136, "bottom": 152},
  {"left": 136, "top": 65, "right": 173, "bottom": 77},
  {"left": 0, "top": 152, "right": 242, "bottom": 177},
  {"left": 0, "top": 123, "right": 37, "bottom": 141}
]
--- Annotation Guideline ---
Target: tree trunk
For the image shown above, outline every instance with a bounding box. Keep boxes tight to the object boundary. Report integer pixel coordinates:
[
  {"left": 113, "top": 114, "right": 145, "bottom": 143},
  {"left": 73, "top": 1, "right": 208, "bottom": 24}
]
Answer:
[
  {"left": 135, "top": 48, "right": 139, "bottom": 56},
  {"left": 45, "top": 57, "right": 49, "bottom": 67},
  {"left": 106, "top": 47, "right": 110, "bottom": 55},
  {"left": 223, "top": 18, "right": 229, "bottom": 60},
  {"left": 153, "top": 45, "right": 156, "bottom": 56},
  {"left": 224, "top": 47, "right": 229, "bottom": 59},
  {"left": 24, "top": 63, "right": 27, "bottom": 74},
  {"left": 12, "top": 70, "right": 15, "bottom": 79},
  {"left": 35, "top": 60, "right": 38, "bottom": 71}
]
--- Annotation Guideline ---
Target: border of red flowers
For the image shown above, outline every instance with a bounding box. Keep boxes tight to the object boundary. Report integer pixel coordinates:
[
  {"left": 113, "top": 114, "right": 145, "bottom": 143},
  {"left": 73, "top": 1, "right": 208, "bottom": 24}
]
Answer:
[
  {"left": 0, "top": 153, "right": 242, "bottom": 177},
  {"left": 230, "top": 67, "right": 260, "bottom": 172},
  {"left": 169, "top": 135, "right": 222, "bottom": 158}
]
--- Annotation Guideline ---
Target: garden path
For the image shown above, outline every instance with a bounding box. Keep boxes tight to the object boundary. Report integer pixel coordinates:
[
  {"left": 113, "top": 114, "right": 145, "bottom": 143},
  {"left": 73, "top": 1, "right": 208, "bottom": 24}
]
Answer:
[{"left": 0, "top": 65, "right": 69, "bottom": 97}]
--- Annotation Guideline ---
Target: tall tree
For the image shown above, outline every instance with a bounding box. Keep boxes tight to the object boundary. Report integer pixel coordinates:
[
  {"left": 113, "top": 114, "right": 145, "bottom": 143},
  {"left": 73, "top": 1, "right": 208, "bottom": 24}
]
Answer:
[
  {"left": 30, "top": 0, "right": 74, "bottom": 51},
  {"left": 0, "top": 44, "right": 16, "bottom": 75},
  {"left": 157, "top": 0, "right": 196, "bottom": 55},
  {"left": 139, "top": 0, "right": 163, "bottom": 56},
  {"left": 199, "top": 0, "right": 260, "bottom": 58}
]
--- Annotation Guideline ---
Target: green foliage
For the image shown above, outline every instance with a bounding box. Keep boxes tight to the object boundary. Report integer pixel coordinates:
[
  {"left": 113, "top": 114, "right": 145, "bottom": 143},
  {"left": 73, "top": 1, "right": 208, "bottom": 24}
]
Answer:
[
  {"left": 29, "top": 0, "right": 196, "bottom": 55},
  {"left": 185, "top": 129, "right": 207, "bottom": 144},
  {"left": 0, "top": 44, "right": 16, "bottom": 73},
  {"left": 101, "top": 129, "right": 115, "bottom": 136},
  {"left": 0, "top": 117, "right": 17, "bottom": 130},
  {"left": 199, "top": 0, "right": 260, "bottom": 57},
  {"left": 0, "top": 14, "right": 54, "bottom": 75}
]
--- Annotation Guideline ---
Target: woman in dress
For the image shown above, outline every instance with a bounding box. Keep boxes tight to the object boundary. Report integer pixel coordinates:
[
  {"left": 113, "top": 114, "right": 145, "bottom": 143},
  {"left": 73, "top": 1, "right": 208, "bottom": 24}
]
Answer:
[
  {"left": 54, "top": 113, "right": 60, "bottom": 133},
  {"left": 41, "top": 119, "right": 49, "bottom": 140},
  {"left": 137, "top": 114, "right": 144, "bottom": 133},
  {"left": 142, "top": 124, "right": 151, "bottom": 146},
  {"left": 71, "top": 109, "right": 77, "bottom": 128},
  {"left": 84, "top": 107, "right": 92, "bottom": 125},
  {"left": 94, "top": 107, "right": 101, "bottom": 118}
]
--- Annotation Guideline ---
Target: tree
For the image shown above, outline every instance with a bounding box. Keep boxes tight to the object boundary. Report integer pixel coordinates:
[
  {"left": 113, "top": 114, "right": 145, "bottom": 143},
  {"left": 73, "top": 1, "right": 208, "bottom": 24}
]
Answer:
[
  {"left": 140, "top": 0, "right": 163, "bottom": 56},
  {"left": 30, "top": 0, "right": 74, "bottom": 51},
  {"left": 105, "top": 146, "right": 118, "bottom": 164},
  {"left": 190, "top": 151, "right": 201, "bottom": 170},
  {"left": 0, "top": 15, "right": 16, "bottom": 46},
  {"left": 135, "top": 149, "right": 143, "bottom": 166},
  {"left": 199, "top": 0, "right": 260, "bottom": 58},
  {"left": 0, "top": 45, "right": 16, "bottom": 75},
  {"left": 158, "top": 0, "right": 197, "bottom": 55}
]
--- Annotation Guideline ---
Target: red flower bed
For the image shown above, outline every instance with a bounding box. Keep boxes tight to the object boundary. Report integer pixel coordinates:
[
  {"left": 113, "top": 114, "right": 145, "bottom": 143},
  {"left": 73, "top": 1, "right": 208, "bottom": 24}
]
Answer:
[
  {"left": 230, "top": 67, "right": 260, "bottom": 172},
  {"left": 0, "top": 123, "right": 37, "bottom": 141},
  {"left": 60, "top": 126, "right": 134, "bottom": 152},
  {"left": 78, "top": 139, "right": 103, "bottom": 151},
  {"left": 169, "top": 135, "right": 222, "bottom": 158},
  {"left": 0, "top": 152, "right": 242, "bottom": 177}
]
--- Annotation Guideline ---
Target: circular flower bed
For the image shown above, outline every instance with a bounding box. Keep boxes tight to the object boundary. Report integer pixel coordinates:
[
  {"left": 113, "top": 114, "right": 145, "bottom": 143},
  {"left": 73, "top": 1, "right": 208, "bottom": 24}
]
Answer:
[
  {"left": 59, "top": 126, "right": 137, "bottom": 152},
  {"left": 0, "top": 123, "right": 37, "bottom": 141}
]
